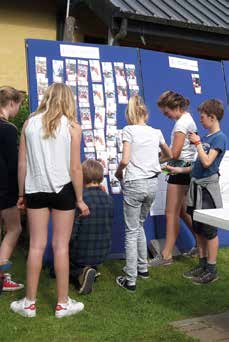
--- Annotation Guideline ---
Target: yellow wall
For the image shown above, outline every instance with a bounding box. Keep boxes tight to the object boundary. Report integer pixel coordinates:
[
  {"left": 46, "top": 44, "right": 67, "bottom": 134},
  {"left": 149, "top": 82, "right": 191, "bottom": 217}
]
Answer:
[{"left": 0, "top": 2, "right": 56, "bottom": 91}]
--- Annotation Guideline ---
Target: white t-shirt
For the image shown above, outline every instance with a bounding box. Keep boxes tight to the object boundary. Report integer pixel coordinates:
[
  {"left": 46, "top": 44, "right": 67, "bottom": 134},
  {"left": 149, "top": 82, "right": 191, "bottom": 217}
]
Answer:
[
  {"left": 171, "top": 112, "right": 197, "bottom": 162},
  {"left": 122, "top": 125, "right": 165, "bottom": 181},
  {"left": 25, "top": 113, "right": 72, "bottom": 193}
]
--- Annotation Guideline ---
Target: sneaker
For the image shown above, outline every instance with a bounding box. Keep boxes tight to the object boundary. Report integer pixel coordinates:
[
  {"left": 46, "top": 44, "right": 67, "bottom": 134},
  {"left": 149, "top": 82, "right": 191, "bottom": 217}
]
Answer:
[
  {"left": 116, "top": 276, "right": 136, "bottom": 292},
  {"left": 138, "top": 271, "right": 149, "bottom": 279},
  {"left": 3, "top": 273, "right": 24, "bottom": 291},
  {"left": 78, "top": 267, "right": 96, "bottom": 295},
  {"left": 192, "top": 270, "right": 219, "bottom": 285},
  {"left": 55, "top": 297, "right": 84, "bottom": 318},
  {"left": 183, "top": 266, "right": 205, "bottom": 279},
  {"left": 148, "top": 254, "right": 173, "bottom": 267},
  {"left": 10, "top": 297, "right": 36, "bottom": 317},
  {"left": 183, "top": 247, "right": 199, "bottom": 258}
]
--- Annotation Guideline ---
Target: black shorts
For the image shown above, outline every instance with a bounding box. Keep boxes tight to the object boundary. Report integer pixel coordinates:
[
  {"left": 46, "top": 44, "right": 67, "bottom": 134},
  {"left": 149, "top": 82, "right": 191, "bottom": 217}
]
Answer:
[
  {"left": 192, "top": 188, "right": 217, "bottom": 240},
  {"left": 168, "top": 173, "right": 191, "bottom": 185},
  {"left": 26, "top": 182, "right": 76, "bottom": 210},
  {"left": 0, "top": 191, "right": 18, "bottom": 210}
]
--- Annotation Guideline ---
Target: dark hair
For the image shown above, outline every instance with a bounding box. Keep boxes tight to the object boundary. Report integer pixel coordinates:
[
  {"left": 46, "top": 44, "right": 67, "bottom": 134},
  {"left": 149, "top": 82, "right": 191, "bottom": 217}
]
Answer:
[
  {"left": 0, "top": 86, "right": 24, "bottom": 108},
  {"left": 197, "top": 99, "right": 224, "bottom": 121},
  {"left": 82, "top": 159, "right": 104, "bottom": 185},
  {"left": 157, "top": 90, "right": 190, "bottom": 111}
]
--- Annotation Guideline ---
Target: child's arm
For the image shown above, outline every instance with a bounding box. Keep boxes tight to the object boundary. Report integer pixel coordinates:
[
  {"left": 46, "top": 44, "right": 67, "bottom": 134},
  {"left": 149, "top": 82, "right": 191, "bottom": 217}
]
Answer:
[
  {"left": 159, "top": 142, "right": 172, "bottom": 163},
  {"left": 165, "top": 164, "right": 192, "bottom": 174},
  {"left": 189, "top": 132, "right": 219, "bottom": 168},
  {"left": 171, "top": 132, "right": 186, "bottom": 159},
  {"left": 115, "top": 141, "right": 130, "bottom": 181}
]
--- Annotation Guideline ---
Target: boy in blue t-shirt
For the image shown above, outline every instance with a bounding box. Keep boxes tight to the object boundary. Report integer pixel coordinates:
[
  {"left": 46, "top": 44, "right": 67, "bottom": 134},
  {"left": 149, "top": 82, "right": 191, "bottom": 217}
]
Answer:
[{"left": 167, "top": 99, "right": 227, "bottom": 284}]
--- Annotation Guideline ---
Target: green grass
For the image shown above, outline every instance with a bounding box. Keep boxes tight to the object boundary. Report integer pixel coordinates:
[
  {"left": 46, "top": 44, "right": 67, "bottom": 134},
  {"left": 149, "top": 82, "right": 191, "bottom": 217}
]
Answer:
[{"left": 1, "top": 248, "right": 229, "bottom": 342}]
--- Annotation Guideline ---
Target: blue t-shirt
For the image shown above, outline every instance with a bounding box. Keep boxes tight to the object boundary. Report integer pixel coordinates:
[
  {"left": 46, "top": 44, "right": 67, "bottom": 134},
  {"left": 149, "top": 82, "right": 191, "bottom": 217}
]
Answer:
[{"left": 191, "top": 131, "right": 227, "bottom": 179}]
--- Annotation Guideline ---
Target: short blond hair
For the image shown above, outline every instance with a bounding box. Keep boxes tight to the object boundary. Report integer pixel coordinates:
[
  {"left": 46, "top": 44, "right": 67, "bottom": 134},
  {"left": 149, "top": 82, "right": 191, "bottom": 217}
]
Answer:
[
  {"left": 82, "top": 159, "right": 104, "bottom": 185},
  {"left": 125, "top": 95, "right": 148, "bottom": 125}
]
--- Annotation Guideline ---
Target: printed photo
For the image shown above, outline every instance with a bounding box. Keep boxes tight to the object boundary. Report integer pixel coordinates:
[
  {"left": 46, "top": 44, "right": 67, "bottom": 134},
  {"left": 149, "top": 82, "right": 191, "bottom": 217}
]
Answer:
[
  {"left": 65, "top": 59, "right": 77, "bottom": 81},
  {"left": 117, "top": 129, "right": 123, "bottom": 152},
  {"left": 109, "top": 170, "right": 121, "bottom": 194},
  {"left": 106, "top": 125, "right": 117, "bottom": 147},
  {"left": 102, "top": 62, "right": 113, "bottom": 81},
  {"left": 125, "top": 64, "right": 137, "bottom": 86},
  {"left": 83, "top": 130, "right": 94, "bottom": 147},
  {"left": 94, "top": 129, "right": 106, "bottom": 151},
  {"left": 96, "top": 151, "right": 108, "bottom": 175},
  {"left": 78, "top": 86, "right": 89, "bottom": 106},
  {"left": 94, "top": 107, "right": 105, "bottom": 129},
  {"left": 114, "top": 62, "right": 126, "bottom": 86},
  {"left": 89, "top": 60, "right": 102, "bottom": 82},
  {"left": 80, "top": 107, "right": 92, "bottom": 130},
  {"left": 117, "top": 85, "right": 128, "bottom": 104},
  {"left": 106, "top": 108, "right": 117, "bottom": 126},
  {"left": 129, "top": 85, "right": 139, "bottom": 97},
  {"left": 92, "top": 84, "right": 104, "bottom": 107},
  {"left": 78, "top": 60, "right": 88, "bottom": 85},
  {"left": 191, "top": 73, "right": 202, "bottom": 94},
  {"left": 35, "top": 56, "right": 47, "bottom": 76},
  {"left": 52, "top": 60, "right": 64, "bottom": 83},
  {"left": 84, "top": 152, "right": 95, "bottom": 160},
  {"left": 107, "top": 146, "right": 117, "bottom": 170}
]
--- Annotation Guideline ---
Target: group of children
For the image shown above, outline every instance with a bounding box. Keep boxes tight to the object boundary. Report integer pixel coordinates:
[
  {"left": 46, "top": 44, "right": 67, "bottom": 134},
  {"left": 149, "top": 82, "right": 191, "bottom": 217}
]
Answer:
[{"left": 0, "top": 83, "right": 227, "bottom": 318}]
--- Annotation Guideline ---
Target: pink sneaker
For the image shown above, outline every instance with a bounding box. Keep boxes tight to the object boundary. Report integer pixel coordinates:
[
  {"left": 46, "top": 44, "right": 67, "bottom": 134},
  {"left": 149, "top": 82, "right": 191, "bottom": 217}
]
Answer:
[
  {"left": 3, "top": 273, "right": 24, "bottom": 291},
  {"left": 55, "top": 297, "right": 84, "bottom": 318},
  {"left": 10, "top": 297, "right": 36, "bottom": 317}
]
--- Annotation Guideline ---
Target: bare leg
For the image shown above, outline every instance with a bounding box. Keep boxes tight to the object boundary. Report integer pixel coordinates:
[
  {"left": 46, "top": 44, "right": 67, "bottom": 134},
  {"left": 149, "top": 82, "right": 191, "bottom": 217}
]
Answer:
[
  {"left": 0, "top": 207, "right": 22, "bottom": 260},
  {"left": 207, "top": 236, "right": 218, "bottom": 263},
  {"left": 196, "top": 234, "right": 207, "bottom": 258},
  {"left": 162, "top": 184, "right": 188, "bottom": 260},
  {"left": 52, "top": 209, "right": 75, "bottom": 303},
  {"left": 26, "top": 208, "right": 50, "bottom": 301}
]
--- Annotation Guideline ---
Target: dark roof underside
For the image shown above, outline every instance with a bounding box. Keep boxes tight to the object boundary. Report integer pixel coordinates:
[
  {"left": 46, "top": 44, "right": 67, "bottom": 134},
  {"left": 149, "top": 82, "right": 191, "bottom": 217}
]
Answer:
[{"left": 109, "top": 0, "right": 229, "bottom": 33}]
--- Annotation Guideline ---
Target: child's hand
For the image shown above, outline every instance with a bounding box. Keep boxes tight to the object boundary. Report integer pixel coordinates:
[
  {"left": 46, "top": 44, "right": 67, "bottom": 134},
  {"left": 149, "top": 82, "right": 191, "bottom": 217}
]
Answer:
[
  {"left": 77, "top": 200, "right": 90, "bottom": 217},
  {"left": 17, "top": 197, "right": 26, "bottom": 210},
  {"left": 115, "top": 169, "right": 123, "bottom": 181},
  {"left": 188, "top": 132, "right": 199, "bottom": 144},
  {"left": 166, "top": 165, "right": 182, "bottom": 174}
]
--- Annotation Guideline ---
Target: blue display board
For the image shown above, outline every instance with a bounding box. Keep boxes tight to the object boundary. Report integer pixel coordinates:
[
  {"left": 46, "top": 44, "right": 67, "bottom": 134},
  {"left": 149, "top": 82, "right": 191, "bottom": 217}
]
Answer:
[
  {"left": 141, "top": 49, "right": 229, "bottom": 248},
  {"left": 25, "top": 39, "right": 229, "bottom": 264}
]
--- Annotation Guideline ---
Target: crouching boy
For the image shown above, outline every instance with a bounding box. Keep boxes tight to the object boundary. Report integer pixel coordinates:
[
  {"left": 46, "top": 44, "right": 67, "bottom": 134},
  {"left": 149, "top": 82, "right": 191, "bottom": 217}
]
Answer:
[{"left": 69, "top": 159, "right": 114, "bottom": 294}]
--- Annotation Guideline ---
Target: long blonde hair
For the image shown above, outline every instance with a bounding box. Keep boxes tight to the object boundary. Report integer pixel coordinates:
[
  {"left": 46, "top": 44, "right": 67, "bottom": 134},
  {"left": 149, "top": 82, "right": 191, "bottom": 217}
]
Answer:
[
  {"left": 125, "top": 95, "right": 148, "bottom": 125},
  {"left": 35, "top": 83, "right": 77, "bottom": 138}
]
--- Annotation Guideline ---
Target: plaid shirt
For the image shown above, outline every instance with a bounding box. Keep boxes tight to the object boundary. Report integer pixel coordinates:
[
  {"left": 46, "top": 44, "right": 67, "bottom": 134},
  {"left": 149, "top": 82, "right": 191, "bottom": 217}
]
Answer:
[{"left": 70, "top": 187, "right": 114, "bottom": 266}]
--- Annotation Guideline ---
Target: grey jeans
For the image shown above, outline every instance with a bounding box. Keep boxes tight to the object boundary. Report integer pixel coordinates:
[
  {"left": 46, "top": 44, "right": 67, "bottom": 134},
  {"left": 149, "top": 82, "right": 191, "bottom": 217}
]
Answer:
[{"left": 123, "top": 177, "right": 158, "bottom": 285}]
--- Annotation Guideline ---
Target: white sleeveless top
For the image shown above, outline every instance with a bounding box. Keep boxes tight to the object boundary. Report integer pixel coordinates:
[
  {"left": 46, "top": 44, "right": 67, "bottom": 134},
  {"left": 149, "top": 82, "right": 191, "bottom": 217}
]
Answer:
[{"left": 25, "top": 113, "right": 72, "bottom": 194}]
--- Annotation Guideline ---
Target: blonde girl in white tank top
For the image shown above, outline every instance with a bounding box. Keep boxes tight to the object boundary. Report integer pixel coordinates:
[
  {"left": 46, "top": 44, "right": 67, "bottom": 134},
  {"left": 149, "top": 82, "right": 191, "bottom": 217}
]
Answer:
[{"left": 11, "top": 83, "right": 89, "bottom": 318}]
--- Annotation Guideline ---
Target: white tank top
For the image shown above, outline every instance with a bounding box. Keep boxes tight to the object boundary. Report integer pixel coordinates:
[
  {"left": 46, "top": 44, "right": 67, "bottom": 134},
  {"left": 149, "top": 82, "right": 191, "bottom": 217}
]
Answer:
[{"left": 25, "top": 113, "right": 72, "bottom": 193}]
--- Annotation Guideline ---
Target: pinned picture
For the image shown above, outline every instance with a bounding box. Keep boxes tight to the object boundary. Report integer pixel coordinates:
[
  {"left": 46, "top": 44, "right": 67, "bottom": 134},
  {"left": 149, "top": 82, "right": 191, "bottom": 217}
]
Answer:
[
  {"left": 89, "top": 60, "right": 102, "bottom": 82},
  {"left": 94, "top": 129, "right": 106, "bottom": 151},
  {"left": 106, "top": 125, "right": 117, "bottom": 147},
  {"left": 107, "top": 146, "right": 118, "bottom": 170},
  {"left": 80, "top": 107, "right": 92, "bottom": 130},
  {"left": 125, "top": 64, "right": 137, "bottom": 86},
  {"left": 83, "top": 130, "right": 94, "bottom": 147},
  {"left": 129, "top": 85, "right": 139, "bottom": 97},
  {"left": 52, "top": 60, "right": 64, "bottom": 83},
  {"left": 78, "top": 86, "right": 89, "bottom": 106},
  {"left": 37, "top": 78, "right": 49, "bottom": 103},
  {"left": 35, "top": 57, "right": 47, "bottom": 77},
  {"left": 114, "top": 62, "right": 126, "bottom": 86},
  {"left": 94, "top": 107, "right": 105, "bottom": 129},
  {"left": 84, "top": 152, "right": 95, "bottom": 160},
  {"left": 109, "top": 170, "right": 121, "bottom": 194},
  {"left": 117, "top": 85, "right": 128, "bottom": 104},
  {"left": 102, "top": 62, "right": 113, "bottom": 81},
  {"left": 66, "top": 80, "right": 77, "bottom": 99},
  {"left": 84, "top": 146, "right": 95, "bottom": 153},
  {"left": 92, "top": 84, "right": 104, "bottom": 107},
  {"left": 65, "top": 59, "right": 77, "bottom": 81},
  {"left": 106, "top": 107, "right": 117, "bottom": 126},
  {"left": 78, "top": 60, "right": 88, "bottom": 85},
  {"left": 96, "top": 151, "right": 108, "bottom": 175},
  {"left": 191, "top": 73, "right": 202, "bottom": 94}
]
